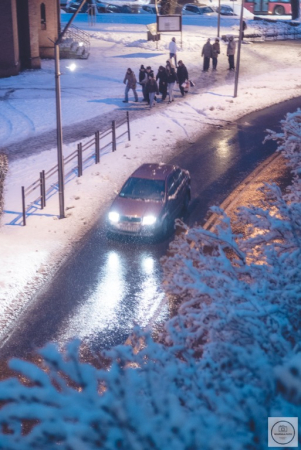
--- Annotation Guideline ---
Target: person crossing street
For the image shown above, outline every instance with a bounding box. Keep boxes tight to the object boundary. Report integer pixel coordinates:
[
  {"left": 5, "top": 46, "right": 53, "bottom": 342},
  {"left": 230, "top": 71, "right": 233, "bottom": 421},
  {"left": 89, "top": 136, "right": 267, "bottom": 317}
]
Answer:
[{"left": 123, "top": 68, "right": 138, "bottom": 103}]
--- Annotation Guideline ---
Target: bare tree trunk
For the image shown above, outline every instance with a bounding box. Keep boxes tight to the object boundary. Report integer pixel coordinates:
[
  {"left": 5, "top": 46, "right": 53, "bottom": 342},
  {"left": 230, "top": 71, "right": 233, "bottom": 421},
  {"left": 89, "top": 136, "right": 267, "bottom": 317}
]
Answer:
[
  {"left": 291, "top": 0, "right": 300, "bottom": 19},
  {"left": 160, "top": 0, "right": 177, "bottom": 14}
]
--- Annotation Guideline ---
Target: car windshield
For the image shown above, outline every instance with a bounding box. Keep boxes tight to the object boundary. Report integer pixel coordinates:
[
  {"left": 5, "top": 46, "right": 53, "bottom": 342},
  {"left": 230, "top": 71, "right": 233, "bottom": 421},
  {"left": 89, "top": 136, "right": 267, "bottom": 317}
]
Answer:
[{"left": 119, "top": 177, "right": 165, "bottom": 201}]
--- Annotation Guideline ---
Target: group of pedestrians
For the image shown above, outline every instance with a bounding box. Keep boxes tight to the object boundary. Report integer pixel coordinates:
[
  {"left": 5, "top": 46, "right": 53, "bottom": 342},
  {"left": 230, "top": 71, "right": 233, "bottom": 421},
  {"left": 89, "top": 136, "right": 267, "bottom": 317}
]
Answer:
[
  {"left": 123, "top": 46, "right": 190, "bottom": 108},
  {"left": 201, "top": 36, "right": 236, "bottom": 72}
]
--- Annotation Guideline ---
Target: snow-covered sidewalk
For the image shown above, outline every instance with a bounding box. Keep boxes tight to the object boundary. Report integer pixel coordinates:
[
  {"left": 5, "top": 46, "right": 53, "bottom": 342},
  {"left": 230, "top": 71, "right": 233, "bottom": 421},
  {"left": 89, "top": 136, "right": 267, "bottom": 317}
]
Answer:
[{"left": 0, "top": 15, "right": 301, "bottom": 340}]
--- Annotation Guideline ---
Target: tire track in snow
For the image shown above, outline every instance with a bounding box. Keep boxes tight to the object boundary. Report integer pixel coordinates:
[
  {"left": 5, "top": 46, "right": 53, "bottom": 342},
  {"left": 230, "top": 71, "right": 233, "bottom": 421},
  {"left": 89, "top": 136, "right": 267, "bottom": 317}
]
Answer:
[
  {"left": 160, "top": 108, "right": 194, "bottom": 141},
  {"left": 0, "top": 110, "right": 13, "bottom": 143},
  {"left": 0, "top": 101, "right": 35, "bottom": 146}
]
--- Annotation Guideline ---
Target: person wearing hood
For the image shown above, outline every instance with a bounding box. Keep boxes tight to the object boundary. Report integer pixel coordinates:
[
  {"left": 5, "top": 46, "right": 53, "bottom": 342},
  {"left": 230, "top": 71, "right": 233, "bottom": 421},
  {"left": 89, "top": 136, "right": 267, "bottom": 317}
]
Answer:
[
  {"left": 123, "top": 68, "right": 138, "bottom": 103},
  {"left": 169, "top": 37, "right": 178, "bottom": 68},
  {"left": 227, "top": 35, "right": 236, "bottom": 71},
  {"left": 212, "top": 38, "right": 220, "bottom": 71},
  {"left": 201, "top": 38, "right": 212, "bottom": 72}
]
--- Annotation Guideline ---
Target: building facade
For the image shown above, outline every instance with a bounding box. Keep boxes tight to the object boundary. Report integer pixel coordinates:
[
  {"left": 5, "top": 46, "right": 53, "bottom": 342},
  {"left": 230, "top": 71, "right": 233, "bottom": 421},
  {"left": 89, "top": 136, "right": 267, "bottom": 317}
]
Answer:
[{"left": 0, "top": 0, "right": 59, "bottom": 78}]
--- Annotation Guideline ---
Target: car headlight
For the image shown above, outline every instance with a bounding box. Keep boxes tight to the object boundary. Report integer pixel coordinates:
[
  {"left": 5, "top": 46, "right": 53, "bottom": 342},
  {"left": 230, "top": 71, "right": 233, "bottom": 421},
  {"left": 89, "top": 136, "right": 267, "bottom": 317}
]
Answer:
[
  {"left": 142, "top": 215, "right": 157, "bottom": 226},
  {"left": 108, "top": 211, "right": 120, "bottom": 223}
]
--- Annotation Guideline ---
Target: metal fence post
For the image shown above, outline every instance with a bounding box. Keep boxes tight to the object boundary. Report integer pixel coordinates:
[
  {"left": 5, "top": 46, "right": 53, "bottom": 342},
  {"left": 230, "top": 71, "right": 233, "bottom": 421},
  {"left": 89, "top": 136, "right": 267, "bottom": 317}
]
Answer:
[
  {"left": 95, "top": 131, "right": 100, "bottom": 164},
  {"left": 112, "top": 120, "right": 116, "bottom": 152},
  {"left": 77, "top": 143, "right": 83, "bottom": 176},
  {"left": 22, "top": 186, "right": 26, "bottom": 226},
  {"left": 40, "top": 172, "right": 44, "bottom": 210},
  {"left": 126, "top": 111, "right": 131, "bottom": 141},
  {"left": 42, "top": 170, "right": 46, "bottom": 207}
]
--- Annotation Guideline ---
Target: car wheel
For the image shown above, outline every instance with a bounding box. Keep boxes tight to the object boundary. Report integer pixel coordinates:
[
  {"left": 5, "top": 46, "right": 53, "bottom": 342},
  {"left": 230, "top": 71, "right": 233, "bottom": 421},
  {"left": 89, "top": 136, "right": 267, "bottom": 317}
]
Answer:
[
  {"left": 161, "top": 216, "right": 170, "bottom": 238},
  {"left": 274, "top": 5, "right": 284, "bottom": 14}
]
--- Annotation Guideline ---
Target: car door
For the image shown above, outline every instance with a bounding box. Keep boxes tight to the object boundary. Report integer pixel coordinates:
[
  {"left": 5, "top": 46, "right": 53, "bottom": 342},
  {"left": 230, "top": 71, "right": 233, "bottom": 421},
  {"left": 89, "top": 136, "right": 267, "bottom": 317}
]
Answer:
[
  {"left": 173, "top": 169, "right": 187, "bottom": 215},
  {"left": 167, "top": 169, "right": 183, "bottom": 219},
  {"left": 166, "top": 173, "right": 178, "bottom": 220}
]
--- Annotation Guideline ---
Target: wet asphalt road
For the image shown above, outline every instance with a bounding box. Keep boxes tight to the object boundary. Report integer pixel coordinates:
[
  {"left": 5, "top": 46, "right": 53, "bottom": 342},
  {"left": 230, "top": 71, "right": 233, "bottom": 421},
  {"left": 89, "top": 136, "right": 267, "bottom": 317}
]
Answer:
[{"left": 1, "top": 96, "right": 300, "bottom": 360}]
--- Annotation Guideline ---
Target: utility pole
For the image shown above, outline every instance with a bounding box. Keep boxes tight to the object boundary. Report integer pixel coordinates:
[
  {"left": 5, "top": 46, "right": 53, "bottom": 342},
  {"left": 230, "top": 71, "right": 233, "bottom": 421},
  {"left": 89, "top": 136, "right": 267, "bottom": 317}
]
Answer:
[
  {"left": 217, "top": 0, "right": 221, "bottom": 37},
  {"left": 54, "top": 0, "right": 87, "bottom": 219},
  {"left": 234, "top": 0, "right": 244, "bottom": 98}
]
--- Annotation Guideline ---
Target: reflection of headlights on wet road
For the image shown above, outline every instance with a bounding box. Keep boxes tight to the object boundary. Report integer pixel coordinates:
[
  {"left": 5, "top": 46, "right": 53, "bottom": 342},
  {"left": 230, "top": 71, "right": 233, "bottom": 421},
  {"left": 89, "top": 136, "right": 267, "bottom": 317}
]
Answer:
[
  {"left": 108, "top": 211, "right": 120, "bottom": 223},
  {"left": 142, "top": 215, "right": 157, "bottom": 226}
]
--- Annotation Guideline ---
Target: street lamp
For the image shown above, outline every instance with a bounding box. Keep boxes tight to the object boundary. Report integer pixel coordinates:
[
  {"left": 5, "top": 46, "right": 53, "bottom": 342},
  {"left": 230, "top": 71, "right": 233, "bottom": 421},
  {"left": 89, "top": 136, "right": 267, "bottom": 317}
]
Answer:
[
  {"left": 54, "top": 0, "right": 87, "bottom": 219},
  {"left": 217, "top": 0, "right": 221, "bottom": 37}
]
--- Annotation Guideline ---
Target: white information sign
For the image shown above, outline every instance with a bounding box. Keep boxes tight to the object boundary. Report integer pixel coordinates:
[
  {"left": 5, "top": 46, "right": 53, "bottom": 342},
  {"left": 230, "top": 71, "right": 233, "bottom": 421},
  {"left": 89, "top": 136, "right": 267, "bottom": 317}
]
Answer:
[{"left": 157, "top": 15, "right": 182, "bottom": 32}]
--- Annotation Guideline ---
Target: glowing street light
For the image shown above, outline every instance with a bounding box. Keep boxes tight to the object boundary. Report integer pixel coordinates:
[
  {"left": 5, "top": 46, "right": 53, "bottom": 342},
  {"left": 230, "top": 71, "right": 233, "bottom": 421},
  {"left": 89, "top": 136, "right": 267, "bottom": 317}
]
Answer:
[{"left": 68, "top": 63, "right": 77, "bottom": 71}]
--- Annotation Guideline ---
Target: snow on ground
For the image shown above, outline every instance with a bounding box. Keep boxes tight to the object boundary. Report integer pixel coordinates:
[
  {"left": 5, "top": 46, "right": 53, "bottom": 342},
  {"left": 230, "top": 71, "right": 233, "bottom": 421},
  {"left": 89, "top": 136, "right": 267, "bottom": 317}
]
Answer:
[{"left": 0, "top": 14, "right": 300, "bottom": 340}]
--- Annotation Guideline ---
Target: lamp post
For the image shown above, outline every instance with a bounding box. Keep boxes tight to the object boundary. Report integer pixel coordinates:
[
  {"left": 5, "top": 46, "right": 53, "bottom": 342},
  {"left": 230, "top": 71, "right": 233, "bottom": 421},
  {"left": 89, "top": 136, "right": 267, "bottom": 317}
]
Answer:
[
  {"left": 233, "top": 0, "right": 244, "bottom": 98},
  {"left": 54, "top": 0, "right": 87, "bottom": 219},
  {"left": 217, "top": 0, "right": 221, "bottom": 37}
]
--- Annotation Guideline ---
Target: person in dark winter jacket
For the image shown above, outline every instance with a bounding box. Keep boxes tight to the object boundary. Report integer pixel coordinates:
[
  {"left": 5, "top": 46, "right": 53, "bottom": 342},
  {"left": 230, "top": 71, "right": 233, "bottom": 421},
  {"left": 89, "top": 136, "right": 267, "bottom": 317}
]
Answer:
[
  {"left": 227, "top": 35, "right": 236, "bottom": 70},
  {"left": 145, "top": 74, "right": 159, "bottom": 108},
  {"left": 123, "top": 68, "right": 138, "bottom": 103},
  {"left": 201, "top": 38, "right": 212, "bottom": 72},
  {"left": 176, "top": 60, "right": 189, "bottom": 96},
  {"left": 139, "top": 65, "right": 147, "bottom": 100},
  {"left": 166, "top": 61, "right": 178, "bottom": 103},
  {"left": 141, "top": 66, "right": 154, "bottom": 103},
  {"left": 156, "top": 66, "right": 168, "bottom": 101},
  {"left": 212, "top": 38, "right": 220, "bottom": 71}
]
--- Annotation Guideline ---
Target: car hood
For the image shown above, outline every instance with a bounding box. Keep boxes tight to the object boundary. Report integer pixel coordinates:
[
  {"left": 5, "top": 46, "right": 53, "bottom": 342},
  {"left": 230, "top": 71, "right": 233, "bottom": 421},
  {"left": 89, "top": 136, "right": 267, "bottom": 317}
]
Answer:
[{"left": 110, "top": 196, "right": 164, "bottom": 218}]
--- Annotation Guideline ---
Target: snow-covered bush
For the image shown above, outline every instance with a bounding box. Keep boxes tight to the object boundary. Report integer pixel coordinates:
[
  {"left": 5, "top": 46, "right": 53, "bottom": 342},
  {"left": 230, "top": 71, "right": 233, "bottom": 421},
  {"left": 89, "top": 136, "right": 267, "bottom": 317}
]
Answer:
[
  {"left": 0, "top": 337, "right": 269, "bottom": 450},
  {"left": 1, "top": 110, "right": 301, "bottom": 449}
]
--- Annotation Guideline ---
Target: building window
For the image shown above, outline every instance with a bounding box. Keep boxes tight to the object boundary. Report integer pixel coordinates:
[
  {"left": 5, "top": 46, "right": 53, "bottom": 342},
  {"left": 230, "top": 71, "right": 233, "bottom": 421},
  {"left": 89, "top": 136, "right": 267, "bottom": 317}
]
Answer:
[{"left": 41, "top": 3, "right": 46, "bottom": 30}]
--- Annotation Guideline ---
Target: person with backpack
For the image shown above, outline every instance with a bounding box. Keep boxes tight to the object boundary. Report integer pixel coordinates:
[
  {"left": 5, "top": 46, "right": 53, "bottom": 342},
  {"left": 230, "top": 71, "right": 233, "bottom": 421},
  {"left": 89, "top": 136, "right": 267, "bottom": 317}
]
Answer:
[{"left": 123, "top": 68, "right": 138, "bottom": 103}]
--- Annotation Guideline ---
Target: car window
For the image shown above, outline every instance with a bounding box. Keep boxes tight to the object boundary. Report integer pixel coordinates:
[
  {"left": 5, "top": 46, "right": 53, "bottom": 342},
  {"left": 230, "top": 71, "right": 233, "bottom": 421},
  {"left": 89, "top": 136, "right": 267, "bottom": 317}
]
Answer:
[
  {"left": 202, "top": 6, "right": 214, "bottom": 12},
  {"left": 173, "top": 169, "right": 183, "bottom": 191},
  {"left": 120, "top": 177, "right": 165, "bottom": 201}
]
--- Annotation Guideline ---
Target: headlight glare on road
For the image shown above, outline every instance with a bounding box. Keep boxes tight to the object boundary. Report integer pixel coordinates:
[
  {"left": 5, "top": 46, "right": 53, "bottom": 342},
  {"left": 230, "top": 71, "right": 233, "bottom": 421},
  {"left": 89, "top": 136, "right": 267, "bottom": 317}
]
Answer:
[
  {"left": 142, "top": 215, "right": 157, "bottom": 226},
  {"left": 108, "top": 211, "right": 120, "bottom": 223}
]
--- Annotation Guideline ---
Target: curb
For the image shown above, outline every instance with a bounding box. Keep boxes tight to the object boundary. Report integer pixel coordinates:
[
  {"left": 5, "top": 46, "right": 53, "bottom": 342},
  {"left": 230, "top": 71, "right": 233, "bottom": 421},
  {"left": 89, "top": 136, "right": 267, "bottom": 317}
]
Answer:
[{"left": 203, "top": 151, "right": 281, "bottom": 231}]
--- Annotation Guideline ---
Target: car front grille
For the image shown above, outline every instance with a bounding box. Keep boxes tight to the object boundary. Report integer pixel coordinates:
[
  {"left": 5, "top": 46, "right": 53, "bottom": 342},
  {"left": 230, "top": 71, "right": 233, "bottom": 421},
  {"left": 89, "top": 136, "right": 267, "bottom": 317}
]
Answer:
[{"left": 120, "top": 215, "right": 142, "bottom": 223}]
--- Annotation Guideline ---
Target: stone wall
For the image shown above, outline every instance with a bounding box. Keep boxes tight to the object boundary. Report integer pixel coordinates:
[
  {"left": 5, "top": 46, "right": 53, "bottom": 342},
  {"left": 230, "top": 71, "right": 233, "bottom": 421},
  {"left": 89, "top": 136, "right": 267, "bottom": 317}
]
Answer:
[
  {"left": 0, "top": 0, "right": 59, "bottom": 78},
  {"left": 0, "top": 0, "right": 20, "bottom": 77},
  {"left": 39, "top": 0, "right": 59, "bottom": 58}
]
